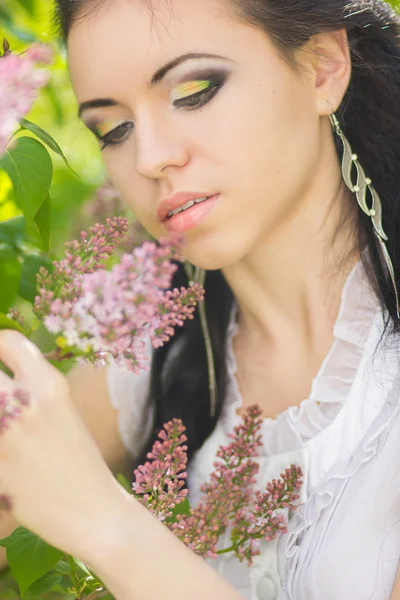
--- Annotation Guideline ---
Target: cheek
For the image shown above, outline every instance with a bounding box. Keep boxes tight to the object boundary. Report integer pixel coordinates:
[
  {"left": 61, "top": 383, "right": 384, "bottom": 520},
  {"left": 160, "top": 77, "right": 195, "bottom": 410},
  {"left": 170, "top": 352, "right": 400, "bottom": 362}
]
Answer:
[
  {"left": 229, "top": 74, "right": 318, "bottom": 207},
  {"left": 185, "top": 77, "right": 319, "bottom": 265},
  {"left": 192, "top": 64, "right": 317, "bottom": 199}
]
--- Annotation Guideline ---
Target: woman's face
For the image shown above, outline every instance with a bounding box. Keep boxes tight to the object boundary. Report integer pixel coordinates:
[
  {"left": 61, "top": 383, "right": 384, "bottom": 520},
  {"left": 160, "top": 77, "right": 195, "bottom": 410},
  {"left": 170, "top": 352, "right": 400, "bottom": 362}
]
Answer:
[{"left": 68, "top": 0, "right": 324, "bottom": 269}]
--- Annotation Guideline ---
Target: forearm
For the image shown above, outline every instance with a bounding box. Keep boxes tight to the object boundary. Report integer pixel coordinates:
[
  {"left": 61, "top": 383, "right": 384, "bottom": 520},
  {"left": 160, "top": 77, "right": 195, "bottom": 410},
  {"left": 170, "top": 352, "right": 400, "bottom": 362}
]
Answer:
[{"left": 81, "top": 492, "right": 242, "bottom": 600}]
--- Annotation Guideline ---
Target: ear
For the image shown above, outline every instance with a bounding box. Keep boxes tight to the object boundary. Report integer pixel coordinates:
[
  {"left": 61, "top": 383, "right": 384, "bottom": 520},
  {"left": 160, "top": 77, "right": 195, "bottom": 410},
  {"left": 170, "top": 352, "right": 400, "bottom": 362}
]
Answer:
[{"left": 297, "top": 29, "right": 352, "bottom": 115}]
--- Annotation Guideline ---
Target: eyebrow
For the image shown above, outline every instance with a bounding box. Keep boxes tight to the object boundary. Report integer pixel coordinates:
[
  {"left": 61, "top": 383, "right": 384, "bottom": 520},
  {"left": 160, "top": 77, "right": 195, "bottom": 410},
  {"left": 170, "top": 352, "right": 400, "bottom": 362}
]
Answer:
[{"left": 78, "top": 52, "right": 230, "bottom": 118}]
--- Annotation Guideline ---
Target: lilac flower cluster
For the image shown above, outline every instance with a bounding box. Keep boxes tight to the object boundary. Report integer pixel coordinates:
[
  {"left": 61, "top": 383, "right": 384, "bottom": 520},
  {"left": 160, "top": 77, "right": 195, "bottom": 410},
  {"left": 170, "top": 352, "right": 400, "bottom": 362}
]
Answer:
[
  {"left": 171, "top": 405, "right": 263, "bottom": 559},
  {"left": 228, "top": 463, "right": 303, "bottom": 565},
  {"left": 34, "top": 217, "right": 204, "bottom": 372},
  {"left": 0, "top": 388, "right": 31, "bottom": 434},
  {"left": 0, "top": 40, "right": 52, "bottom": 155},
  {"left": 76, "top": 180, "right": 153, "bottom": 254},
  {"left": 133, "top": 419, "right": 188, "bottom": 520},
  {"left": 34, "top": 217, "right": 130, "bottom": 317},
  {"left": 6, "top": 307, "right": 24, "bottom": 328},
  {"left": 133, "top": 405, "right": 303, "bottom": 566}
]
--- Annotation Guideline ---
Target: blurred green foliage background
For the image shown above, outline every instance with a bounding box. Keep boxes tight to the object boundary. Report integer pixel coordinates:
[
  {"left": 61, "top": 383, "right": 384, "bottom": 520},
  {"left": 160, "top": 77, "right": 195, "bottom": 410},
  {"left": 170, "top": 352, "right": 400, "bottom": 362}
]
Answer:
[
  {"left": 0, "top": 1, "right": 119, "bottom": 597},
  {"left": 0, "top": 0, "right": 105, "bottom": 257}
]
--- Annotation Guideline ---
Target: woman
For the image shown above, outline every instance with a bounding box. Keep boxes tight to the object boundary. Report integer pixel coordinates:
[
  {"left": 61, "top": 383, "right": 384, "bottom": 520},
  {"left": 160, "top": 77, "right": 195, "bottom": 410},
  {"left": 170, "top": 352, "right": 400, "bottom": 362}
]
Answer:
[{"left": 0, "top": 0, "right": 399, "bottom": 597}]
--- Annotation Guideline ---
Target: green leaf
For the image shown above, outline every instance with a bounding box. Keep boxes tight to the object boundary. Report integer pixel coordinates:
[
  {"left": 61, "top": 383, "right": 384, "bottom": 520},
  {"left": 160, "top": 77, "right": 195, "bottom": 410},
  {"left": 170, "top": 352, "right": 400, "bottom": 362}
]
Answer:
[
  {"left": 23, "top": 571, "right": 61, "bottom": 599},
  {"left": 52, "top": 575, "right": 75, "bottom": 593},
  {"left": 0, "top": 213, "right": 53, "bottom": 254},
  {"left": 0, "top": 217, "right": 26, "bottom": 251},
  {"left": 0, "top": 137, "right": 53, "bottom": 224},
  {"left": 0, "top": 527, "right": 63, "bottom": 597},
  {"left": 116, "top": 473, "right": 133, "bottom": 494},
  {"left": 0, "top": 244, "right": 21, "bottom": 313},
  {"left": 0, "top": 314, "right": 24, "bottom": 334},
  {"left": 72, "top": 556, "right": 92, "bottom": 577},
  {"left": 55, "top": 560, "right": 72, "bottom": 575},
  {"left": 25, "top": 193, "right": 52, "bottom": 252},
  {"left": 18, "top": 253, "right": 53, "bottom": 304},
  {"left": 19, "top": 119, "right": 77, "bottom": 175}
]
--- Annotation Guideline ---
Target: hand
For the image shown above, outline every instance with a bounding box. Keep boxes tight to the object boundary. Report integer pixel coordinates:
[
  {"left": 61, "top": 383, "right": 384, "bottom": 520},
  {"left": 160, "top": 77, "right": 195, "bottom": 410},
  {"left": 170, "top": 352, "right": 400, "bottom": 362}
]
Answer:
[{"left": 0, "top": 329, "right": 130, "bottom": 559}]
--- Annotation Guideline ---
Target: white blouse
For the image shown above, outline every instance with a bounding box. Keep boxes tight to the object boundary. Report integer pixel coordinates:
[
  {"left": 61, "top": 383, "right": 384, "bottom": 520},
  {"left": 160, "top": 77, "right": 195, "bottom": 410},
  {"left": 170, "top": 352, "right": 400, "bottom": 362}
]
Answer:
[{"left": 106, "top": 261, "right": 400, "bottom": 600}]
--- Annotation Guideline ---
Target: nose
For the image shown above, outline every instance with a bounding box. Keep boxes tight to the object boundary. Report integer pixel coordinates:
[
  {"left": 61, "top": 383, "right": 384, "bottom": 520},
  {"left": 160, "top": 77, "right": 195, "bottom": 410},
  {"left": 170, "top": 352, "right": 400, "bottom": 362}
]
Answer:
[{"left": 135, "top": 112, "right": 190, "bottom": 179}]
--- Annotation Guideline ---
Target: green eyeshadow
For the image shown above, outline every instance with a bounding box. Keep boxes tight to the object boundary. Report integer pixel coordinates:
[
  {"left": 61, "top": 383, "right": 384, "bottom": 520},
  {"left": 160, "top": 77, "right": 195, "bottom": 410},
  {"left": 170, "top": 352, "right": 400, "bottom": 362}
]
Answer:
[
  {"left": 170, "top": 80, "right": 211, "bottom": 103},
  {"left": 95, "top": 119, "right": 126, "bottom": 138}
]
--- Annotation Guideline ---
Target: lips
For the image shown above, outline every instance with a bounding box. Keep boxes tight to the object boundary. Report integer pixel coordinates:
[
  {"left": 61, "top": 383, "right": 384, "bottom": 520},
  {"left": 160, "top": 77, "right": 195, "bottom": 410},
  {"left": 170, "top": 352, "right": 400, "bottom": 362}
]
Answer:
[
  {"left": 163, "top": 194, "right": 220, "bottom": 233},
  {"left": 157, "top": 191, "right": 217, "bottom": 222}
]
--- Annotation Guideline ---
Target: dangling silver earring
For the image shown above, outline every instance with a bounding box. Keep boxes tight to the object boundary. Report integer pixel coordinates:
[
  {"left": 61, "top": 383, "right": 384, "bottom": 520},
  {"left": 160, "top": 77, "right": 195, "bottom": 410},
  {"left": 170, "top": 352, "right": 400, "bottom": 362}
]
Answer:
[
  {"left": 330, "top": 113, "right": 400, "bottom": 319},
  {"left": 184, "top": 262, "right": 217, "bottom": 417}
]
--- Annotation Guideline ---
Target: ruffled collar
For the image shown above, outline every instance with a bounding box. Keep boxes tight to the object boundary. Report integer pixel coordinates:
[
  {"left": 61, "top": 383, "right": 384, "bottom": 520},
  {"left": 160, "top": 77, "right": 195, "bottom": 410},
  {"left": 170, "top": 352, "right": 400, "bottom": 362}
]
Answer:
[{"left": 223, "top": 260, "right": 381, "bottom": 457}]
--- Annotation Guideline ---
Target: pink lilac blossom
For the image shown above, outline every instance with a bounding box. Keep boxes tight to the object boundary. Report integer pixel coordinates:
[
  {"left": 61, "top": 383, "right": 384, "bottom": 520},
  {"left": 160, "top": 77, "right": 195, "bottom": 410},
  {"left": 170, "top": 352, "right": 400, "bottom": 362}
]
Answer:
[
  {"left": 6, "top": 307, "right": 24, "bottom": 328},
  {"left": 171, "top": 405, "right": 263, "bottom": 559},
  {"left": 229, "top": 464, "right": 303, "bottom": 565},
  {"left": 34, "top": 217, "right": 130, "bottom": 319},
  {"left": 0, "top": 41, "right": 53, "bottom": 156},
  {"left": 0, "top": 388, "right": 31, "bottom": 434},
  {"left": 34, "top": 217, "right": 203, "bottom": 372},
  {"left": 133, "top": 405, "right": 304, "bottom": 566},
  {"left": 132, "top": 419, "right": 189, "bottom": 521}
]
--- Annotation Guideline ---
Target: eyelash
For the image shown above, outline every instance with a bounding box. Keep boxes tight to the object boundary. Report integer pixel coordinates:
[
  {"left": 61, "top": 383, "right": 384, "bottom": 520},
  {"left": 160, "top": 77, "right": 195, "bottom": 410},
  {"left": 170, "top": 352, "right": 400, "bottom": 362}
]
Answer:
[
  {"left": 98, "top": 75, "right": 225, "bottom": 151},
  {"left": 99, "top": 122, "right": 134, "bottom": 151},
  {"left": 172, "top": 77, "right": 223, "bottom": 110}
]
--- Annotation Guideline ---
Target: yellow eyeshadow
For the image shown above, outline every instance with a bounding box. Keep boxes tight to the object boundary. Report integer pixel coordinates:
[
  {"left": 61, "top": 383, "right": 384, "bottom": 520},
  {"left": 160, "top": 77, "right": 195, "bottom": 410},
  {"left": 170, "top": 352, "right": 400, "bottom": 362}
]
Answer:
[
  {"left": 170, "top": 80, "right": 210, "bottom": 103},
  {"left": 95, "top": 120, "right": 124, "bottom": 138}
]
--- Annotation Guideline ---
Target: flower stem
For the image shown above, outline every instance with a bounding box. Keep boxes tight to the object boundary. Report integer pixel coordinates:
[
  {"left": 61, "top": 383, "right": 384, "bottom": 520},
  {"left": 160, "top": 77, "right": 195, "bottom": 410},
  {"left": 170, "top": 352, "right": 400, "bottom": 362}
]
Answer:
[
  {"left": 184, "top": 263, "right": 217, "bottom": 417},
  {"left": 44, "top": 349, "right": 75, "bottom": 362},
  {"left": 216, "top": 545, "right": 236, "bottom": 555},
  {"left": 67, "top": 555, "right": 81, "bottom": 597},
  {"left": 217, "top": 535, "right": 248, "bottom": 556}
]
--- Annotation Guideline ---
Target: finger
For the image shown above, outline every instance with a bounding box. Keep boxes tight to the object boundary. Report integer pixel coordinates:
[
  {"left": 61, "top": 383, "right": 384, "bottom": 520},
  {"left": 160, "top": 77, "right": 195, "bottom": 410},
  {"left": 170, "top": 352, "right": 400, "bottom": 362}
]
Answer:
[
  {"left": 0, "top": 366, "right": 16, "bottom": 387},
  {"left": 0, "top": 330, "right": 48, "bottom": 382}
]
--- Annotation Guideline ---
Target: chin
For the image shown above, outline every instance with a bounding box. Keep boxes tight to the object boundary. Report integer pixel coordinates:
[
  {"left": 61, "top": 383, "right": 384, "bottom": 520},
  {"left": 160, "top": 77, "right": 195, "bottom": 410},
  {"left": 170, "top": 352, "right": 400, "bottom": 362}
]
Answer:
[{"left": 182, "top": 243, "right": 244, "bottom": 272}]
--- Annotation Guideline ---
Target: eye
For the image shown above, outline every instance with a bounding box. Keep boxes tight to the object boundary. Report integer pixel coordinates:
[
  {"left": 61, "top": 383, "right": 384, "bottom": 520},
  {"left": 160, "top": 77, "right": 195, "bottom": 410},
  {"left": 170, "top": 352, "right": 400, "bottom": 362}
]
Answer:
[
  {"left": 172, "top": 74, "right": 227, "bottom": 111},
  {"left": 98, "top": 121, "right": 134, "bottom": 151}
]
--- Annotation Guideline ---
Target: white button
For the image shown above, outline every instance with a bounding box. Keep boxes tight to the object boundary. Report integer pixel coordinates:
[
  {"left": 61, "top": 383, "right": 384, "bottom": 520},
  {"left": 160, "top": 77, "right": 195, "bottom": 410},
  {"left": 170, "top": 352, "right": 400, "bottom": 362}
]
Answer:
[{"left": 257, "top": 574, "right": 278, "bottom": 600}]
